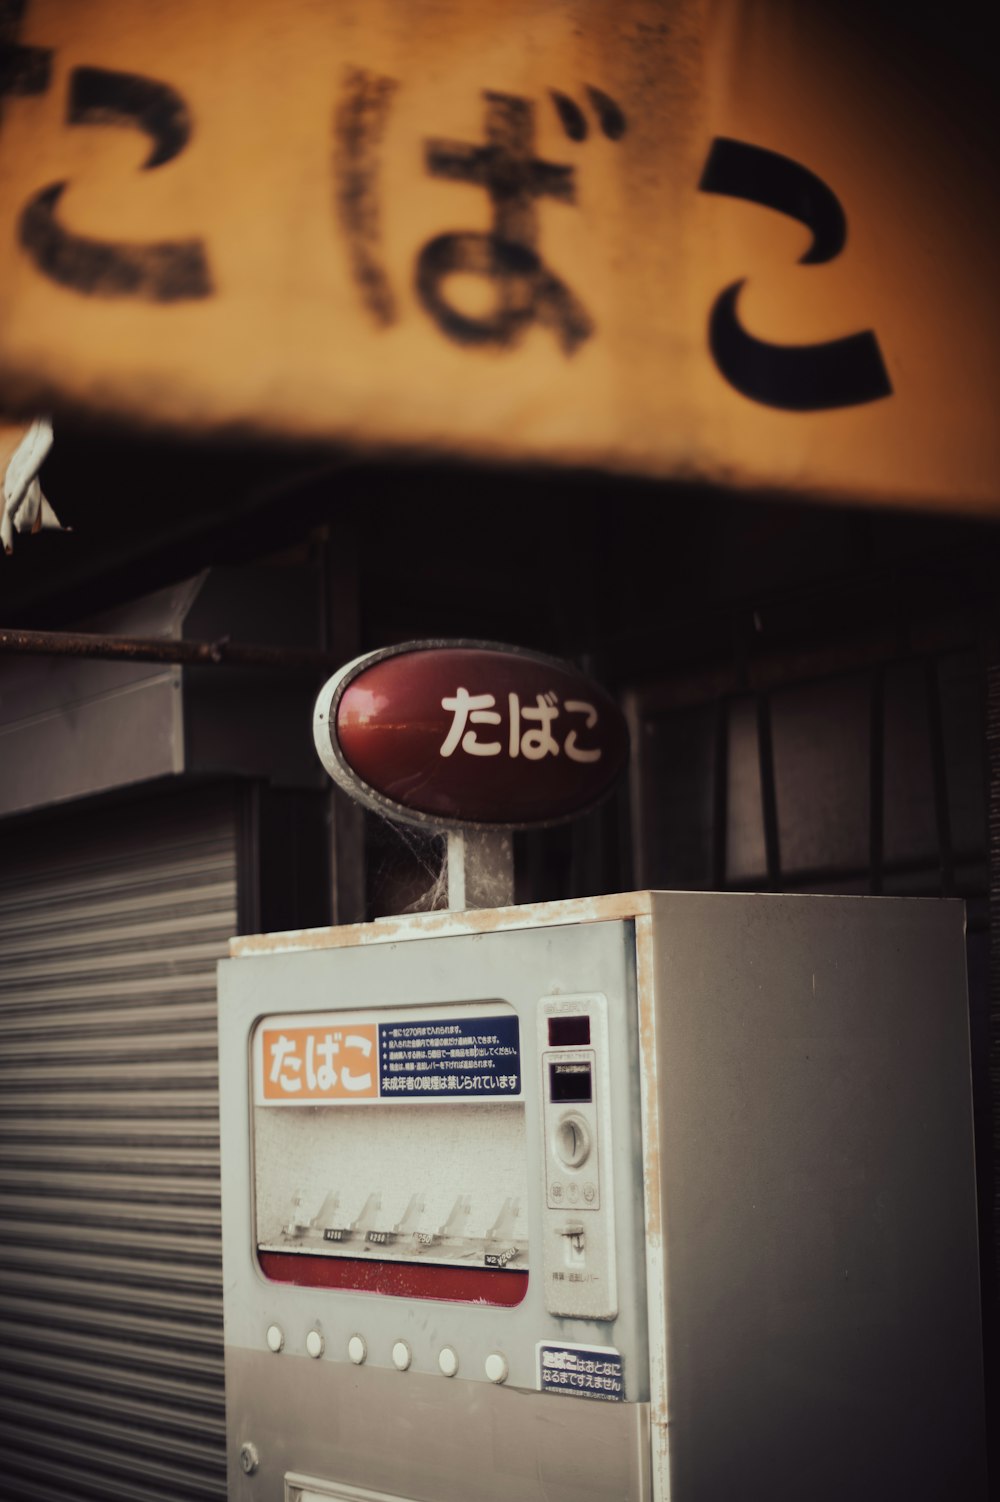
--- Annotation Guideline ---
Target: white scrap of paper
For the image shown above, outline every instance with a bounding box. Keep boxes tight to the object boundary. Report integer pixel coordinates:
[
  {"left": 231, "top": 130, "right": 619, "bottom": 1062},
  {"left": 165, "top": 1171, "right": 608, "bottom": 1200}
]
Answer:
[{"left": 1, "top": 417, "right": 64, "bottom": 555}]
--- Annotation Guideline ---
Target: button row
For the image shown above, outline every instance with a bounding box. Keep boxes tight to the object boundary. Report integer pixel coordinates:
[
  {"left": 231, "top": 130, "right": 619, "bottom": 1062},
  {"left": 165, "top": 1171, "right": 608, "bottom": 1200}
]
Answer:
[
  {"left": 265, "top": 1324, "right": 507, "bottom": 1382},
  {"left": 550, "top": 1180, "right": 597, "bottom": 1204}
]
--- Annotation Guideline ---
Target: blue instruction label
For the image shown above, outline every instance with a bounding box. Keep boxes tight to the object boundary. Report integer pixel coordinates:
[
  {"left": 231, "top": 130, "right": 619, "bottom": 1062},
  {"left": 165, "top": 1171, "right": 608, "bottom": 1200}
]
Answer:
[
  {"left": 538, "top": 1343, "right": 625, "bottom": 1402},
  {"left": 377, "top": 1014, "right": 521, "bottom": 1099}
]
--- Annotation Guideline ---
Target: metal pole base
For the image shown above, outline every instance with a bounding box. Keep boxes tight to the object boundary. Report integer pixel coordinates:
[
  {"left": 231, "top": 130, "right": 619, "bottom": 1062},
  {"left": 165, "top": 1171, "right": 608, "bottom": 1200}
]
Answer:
[{"left": 446, "top": 830, "right": 514, "bottom": 911}]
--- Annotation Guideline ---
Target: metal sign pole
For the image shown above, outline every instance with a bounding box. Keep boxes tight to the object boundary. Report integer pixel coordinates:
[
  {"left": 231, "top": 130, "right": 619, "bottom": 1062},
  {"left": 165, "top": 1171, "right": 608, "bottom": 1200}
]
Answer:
[{"left": 446, "top": 829, "right": 514, "bottom": 911}]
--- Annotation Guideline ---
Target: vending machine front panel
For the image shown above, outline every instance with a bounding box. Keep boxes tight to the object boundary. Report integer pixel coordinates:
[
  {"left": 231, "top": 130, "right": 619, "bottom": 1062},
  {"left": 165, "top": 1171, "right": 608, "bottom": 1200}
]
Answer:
[{"left": 219, "top": 912, "right": 652, "bottom": 1502}]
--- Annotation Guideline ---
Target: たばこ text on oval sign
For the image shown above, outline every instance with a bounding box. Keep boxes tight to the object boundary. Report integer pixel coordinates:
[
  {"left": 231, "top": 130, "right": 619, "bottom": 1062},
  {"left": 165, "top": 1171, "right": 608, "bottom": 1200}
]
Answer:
[
  {"left": 0, "top": 0, "right": 995, "bottom": 512},
  {"left": 314, "top": 643, "right": 629, "bottom": 828}
]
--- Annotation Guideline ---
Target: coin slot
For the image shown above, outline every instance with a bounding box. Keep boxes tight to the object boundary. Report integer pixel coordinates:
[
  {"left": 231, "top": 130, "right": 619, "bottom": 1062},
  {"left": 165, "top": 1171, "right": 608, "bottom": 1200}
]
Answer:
[{"left": 555, "top": 1112, "right": 591, "bottom": 1169}]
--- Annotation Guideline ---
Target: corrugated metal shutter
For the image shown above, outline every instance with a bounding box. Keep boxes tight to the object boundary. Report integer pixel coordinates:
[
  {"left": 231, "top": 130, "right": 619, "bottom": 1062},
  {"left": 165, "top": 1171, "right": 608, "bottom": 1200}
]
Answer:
[{"left": 0, "top": 787, "right": 237, "bottom": 1502}]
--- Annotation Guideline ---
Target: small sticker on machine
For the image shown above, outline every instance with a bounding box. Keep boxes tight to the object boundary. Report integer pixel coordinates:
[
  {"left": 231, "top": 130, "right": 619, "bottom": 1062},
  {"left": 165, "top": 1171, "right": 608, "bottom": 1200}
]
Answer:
[
  {"left": 378, "top": 1015, "right": 520, "bottom": 1098},
  {"left": 537, "top": 1343, "right": 624, "bottom": 1402}
]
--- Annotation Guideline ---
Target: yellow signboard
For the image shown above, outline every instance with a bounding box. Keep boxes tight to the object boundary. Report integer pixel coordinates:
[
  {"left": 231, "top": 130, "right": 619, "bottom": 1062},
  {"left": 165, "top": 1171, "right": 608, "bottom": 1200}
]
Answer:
[{"left": 0, "top": 1, "right": 996, "bottom": 511}]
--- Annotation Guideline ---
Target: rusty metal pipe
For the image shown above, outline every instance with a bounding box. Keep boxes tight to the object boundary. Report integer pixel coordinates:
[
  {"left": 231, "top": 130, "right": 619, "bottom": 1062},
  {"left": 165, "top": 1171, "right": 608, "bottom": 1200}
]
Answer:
[{"left": 0, "top": 626, "right": 340, "bottom": 671}]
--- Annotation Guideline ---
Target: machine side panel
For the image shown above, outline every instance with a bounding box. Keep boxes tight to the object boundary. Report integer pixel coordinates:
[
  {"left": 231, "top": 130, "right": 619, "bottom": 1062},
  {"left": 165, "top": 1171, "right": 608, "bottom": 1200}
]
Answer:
[{"left": 645, "top": 892, "right": 986, "bottom": 1502}]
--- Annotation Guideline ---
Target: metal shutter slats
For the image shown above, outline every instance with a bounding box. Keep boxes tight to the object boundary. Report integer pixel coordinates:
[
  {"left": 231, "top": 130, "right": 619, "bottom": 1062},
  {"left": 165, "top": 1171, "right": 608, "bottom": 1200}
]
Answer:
[
  {"left": 0, "top": 1088, "right": 220, "bottom": 1114},
  {"left": 0, "top": 1168, "right": 219, "bottom": 1201},
  {"left": 0, "top": 788, "right": 235, "bottom": 1502},
  {"left": 1, "top": 1267, "right": 221, "bottom": 1322},
  {"left": 0, "top": 1318, "right": 224, "bottom": 1384},
  {"left": 0, "top": 974, "right": 224, "bottom": 1013},
  {"left": 0, "top": 1343, "right": 223, "bottom": 1412},
  {"left": 1, "top": 1142, "right": 219, "bottom": 1169},
  {"left": 2, "top": 1244, "right": 223, "bottom": 1292},
  {"left": 0, "top": 1432, "right": 227, "bottom": 1502}
]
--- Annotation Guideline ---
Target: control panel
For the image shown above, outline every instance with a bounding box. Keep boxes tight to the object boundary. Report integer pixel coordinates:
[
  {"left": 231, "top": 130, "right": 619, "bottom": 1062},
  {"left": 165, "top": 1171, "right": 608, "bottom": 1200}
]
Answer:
[{"left": 539, "top": 994, "right": 617, "bottom": 1320}]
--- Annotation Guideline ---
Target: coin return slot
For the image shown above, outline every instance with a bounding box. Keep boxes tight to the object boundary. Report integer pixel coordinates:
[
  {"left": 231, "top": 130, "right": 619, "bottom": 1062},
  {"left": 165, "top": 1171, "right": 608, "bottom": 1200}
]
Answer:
[{"left": 560, "top": 1222, "right": 586, "bottom": 1266}]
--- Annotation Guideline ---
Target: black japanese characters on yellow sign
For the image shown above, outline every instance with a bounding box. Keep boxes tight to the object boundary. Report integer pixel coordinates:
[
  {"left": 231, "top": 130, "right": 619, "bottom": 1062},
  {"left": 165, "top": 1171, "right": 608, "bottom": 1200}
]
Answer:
[
  {"left": 0, "top": 1, "right": 995, "bottom": 512},
  {"left": 416, "top": 91, "right": 595, "bottom": 356},
  {"left": 19, "top": 65, "right": 213, "bottom": 303},
  {"left": 698, "top": 138, "right": 891, "bottom": 412}
]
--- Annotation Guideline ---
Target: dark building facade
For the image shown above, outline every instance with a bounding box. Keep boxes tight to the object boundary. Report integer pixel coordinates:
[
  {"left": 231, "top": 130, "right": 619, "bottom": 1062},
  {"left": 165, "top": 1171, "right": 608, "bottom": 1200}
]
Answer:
[{"left": 0, "top": 428, "right": 996, "bottom": 1498}]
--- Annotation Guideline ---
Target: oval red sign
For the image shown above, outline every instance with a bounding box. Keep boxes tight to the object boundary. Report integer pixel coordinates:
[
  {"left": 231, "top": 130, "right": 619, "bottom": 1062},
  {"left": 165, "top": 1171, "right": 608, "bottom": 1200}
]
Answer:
[{"left": 314, "top": 642, "right": 629, "bottom": 828}]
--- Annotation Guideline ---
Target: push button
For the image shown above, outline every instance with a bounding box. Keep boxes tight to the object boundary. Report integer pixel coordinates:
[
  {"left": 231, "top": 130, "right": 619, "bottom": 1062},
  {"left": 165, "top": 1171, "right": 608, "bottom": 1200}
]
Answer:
[
  {"left": 305, "top": 1330, "right": 324, "bottom": 1359},
  {"left": 438, "top": 1346, "right": 459, "bottom": 1377},
  {"left": 392, "top": 1340, "right": 412, "bottom": 1371},
  {"left": 347, "top": 1335, "right": 367, "bottom": 1365},
  {"left": 265, "top": 1324, "right": 284, "bottom": 1353},
  {"left": 485, "top": 1352, "right": 509, "bottom": 1384}
]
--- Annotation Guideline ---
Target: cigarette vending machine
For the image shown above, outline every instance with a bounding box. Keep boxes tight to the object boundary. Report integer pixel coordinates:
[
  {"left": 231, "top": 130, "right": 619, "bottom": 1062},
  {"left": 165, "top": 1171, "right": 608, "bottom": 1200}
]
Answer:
[{"left": 218, "top": 891, "right": 986, "bottom": 1502}]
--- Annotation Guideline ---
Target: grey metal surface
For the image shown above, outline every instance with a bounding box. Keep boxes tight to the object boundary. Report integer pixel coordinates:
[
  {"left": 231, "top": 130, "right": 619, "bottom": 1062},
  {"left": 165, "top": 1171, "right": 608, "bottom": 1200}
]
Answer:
[
  {"left": 182, "top": 564, "right": 325, "bottom": 791},
  {"left": 0, "top": 565, "right": 325, "bottom": 819},
  {"left": 645, "top": 891, "right": 987, "bottom": 1502},
  {"left": 219, "top": 918, "right": 650, "bottom": 1498},
  {"left": 0, "top": 788, "right": 237, "bottom": 1502},
  {"left": 0, "top": 579, "right": 193, "bottom": 817},
  {"left": 228, "top": 1346, "right": 651, "bottom": 1502}
]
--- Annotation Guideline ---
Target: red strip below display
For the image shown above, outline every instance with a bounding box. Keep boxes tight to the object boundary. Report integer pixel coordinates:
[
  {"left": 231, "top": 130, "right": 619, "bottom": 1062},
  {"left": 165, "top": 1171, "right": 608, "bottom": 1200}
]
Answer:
[{"left": 257, "top": 1250, "right": 528, "bottom": 1307}]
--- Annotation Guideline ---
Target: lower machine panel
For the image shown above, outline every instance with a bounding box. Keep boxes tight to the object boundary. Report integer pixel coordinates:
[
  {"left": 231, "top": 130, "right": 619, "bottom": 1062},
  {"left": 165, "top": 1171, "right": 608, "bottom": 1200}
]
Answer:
[{"left": 228, "top": 1349, "right": 651, "bottom": 1502}]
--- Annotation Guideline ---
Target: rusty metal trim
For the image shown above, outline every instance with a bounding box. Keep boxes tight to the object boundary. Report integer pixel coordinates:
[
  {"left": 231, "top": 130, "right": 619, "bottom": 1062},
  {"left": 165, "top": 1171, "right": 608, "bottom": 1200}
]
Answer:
[
  {"left": 0, "top": 626, "right": 338, "bottom": 672},
  {"left": 228, "top": 890, "right": 650, "bottom": 956}
]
